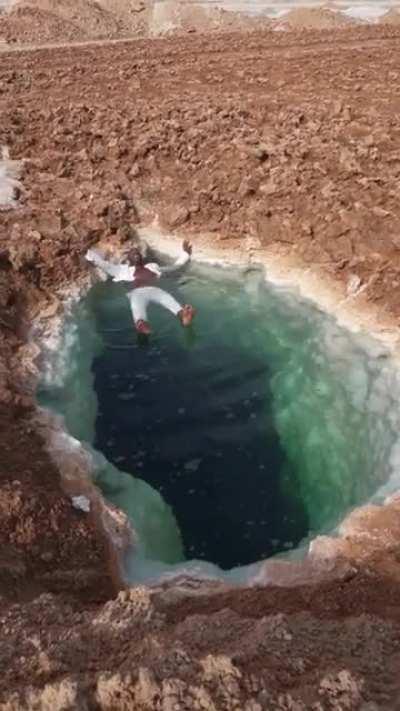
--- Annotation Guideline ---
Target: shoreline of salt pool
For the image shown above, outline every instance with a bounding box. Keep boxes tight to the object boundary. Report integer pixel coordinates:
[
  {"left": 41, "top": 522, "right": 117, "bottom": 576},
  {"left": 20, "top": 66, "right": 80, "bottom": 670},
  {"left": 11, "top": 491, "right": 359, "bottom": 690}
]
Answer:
[
  {"left": 27, "top": 276, "right": 135, "bottom": 591},
  {"left": 22, "top": 224, "right": 400, "bottom": 589}
]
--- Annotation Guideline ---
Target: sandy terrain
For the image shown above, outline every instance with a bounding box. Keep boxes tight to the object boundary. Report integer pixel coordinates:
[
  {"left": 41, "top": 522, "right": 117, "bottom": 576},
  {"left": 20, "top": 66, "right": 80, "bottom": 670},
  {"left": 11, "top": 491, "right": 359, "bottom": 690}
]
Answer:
[{"left": 2, "top": 22, "right": 400, "bottom": 710}]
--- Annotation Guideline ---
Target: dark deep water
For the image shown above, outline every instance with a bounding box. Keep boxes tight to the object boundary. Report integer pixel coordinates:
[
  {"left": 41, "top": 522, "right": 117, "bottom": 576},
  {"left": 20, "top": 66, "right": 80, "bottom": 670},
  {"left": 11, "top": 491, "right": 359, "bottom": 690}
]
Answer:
[{"left": 92, "top": 269, "right": 309, "bottom": 569}]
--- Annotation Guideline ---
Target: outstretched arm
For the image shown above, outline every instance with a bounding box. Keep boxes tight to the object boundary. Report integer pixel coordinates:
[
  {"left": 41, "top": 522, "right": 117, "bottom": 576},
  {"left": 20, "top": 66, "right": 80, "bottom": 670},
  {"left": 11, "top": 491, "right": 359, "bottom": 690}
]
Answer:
[
  {"left": 160, "top": 240, "right": 192, "bottom": 275},
  {"left": 86, "top": 248, "right": 134, "bottom": 282}
]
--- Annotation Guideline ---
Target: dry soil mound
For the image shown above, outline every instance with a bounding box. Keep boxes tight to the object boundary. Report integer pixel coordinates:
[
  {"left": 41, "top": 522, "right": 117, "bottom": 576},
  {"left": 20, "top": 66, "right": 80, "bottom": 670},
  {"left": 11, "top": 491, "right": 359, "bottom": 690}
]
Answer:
[
  {"left": 0, "top": 5, "right": 86, "bottom": 43},
  {"left": 274, "top": 6, "right": 353, "bottom": 30},
  {"left": 97, "top": 0, "right": 149, "bottom": 34},
  {"left": 0, "top": 0, "right": 147, "bottom": 44},
  {"left": 18, "top": 0, "right": 123, "bottom": 35},
  {"left": 0, "top": 0, "right": 269, "bottom": 44},
  {"left": 0, "top": 1, "right": 377, "bottom": 45},
  {"left": 150, "top": 1, "right": 269, "bottom": 37}
]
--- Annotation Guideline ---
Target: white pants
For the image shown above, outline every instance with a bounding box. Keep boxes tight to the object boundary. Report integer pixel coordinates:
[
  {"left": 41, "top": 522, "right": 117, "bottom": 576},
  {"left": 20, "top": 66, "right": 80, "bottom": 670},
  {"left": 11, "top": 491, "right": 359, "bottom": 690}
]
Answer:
[{"left": 127, "top": 286, "right": 182, "bottom": 324}]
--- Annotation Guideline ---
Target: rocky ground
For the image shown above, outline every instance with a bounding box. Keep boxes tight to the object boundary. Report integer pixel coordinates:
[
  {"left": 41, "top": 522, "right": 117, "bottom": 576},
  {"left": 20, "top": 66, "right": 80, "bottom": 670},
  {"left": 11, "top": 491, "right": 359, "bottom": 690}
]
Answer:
[{"left": 2, "top": 24, "right": 400, "bottom": 710}]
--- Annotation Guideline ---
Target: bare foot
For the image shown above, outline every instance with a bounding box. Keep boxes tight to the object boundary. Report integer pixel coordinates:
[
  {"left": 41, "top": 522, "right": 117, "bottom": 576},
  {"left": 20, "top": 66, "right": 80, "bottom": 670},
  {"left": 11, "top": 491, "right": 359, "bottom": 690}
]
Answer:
[
  {"left": 135, "top": 319, "right": 152, "bottom": 335},
  {"left": 178, "top": 304, "right": 196, "bottom": 327}
]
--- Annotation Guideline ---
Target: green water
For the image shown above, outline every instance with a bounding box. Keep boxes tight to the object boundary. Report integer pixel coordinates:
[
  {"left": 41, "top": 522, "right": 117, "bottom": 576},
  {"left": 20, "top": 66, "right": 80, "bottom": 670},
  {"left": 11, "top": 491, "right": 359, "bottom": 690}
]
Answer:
[{"left": 38, "top": 260, "right": 400, "bottom": 582}]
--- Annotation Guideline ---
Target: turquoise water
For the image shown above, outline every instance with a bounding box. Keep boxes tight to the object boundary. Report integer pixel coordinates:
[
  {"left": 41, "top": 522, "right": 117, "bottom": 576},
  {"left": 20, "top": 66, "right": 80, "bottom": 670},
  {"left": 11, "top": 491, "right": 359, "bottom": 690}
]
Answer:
[{"left": 38, "top": 260, "right": 400, "bottom": 581}]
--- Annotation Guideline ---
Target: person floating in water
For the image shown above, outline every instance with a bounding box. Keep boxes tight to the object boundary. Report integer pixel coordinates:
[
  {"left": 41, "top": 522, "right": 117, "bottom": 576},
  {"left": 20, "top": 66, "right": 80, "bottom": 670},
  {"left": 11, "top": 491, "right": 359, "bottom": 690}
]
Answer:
[{"left": 85, "top": 240, "right": 196, "bottom": 335}]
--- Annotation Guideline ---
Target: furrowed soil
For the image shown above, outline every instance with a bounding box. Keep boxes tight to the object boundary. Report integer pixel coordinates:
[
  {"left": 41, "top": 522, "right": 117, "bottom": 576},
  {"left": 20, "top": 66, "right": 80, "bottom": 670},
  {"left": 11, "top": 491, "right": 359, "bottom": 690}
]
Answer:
[{"left": 2, "top": 26, "right": 400, "bottom": 710}]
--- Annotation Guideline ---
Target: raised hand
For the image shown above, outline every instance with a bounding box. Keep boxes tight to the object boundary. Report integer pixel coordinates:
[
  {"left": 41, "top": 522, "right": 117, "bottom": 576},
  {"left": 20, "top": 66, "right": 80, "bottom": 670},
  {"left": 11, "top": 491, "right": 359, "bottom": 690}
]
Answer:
[{"left": 183, "top": 239, "right": 193, "bottom": 256}]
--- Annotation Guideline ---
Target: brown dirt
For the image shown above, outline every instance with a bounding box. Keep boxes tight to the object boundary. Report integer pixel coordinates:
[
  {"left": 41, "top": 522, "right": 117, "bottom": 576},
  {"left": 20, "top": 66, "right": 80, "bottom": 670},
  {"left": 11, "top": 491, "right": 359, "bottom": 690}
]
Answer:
[
  {"left": 0, "top": 409, "right": 118, "bottom": 606},
  {"left": 2, "top": 24, "right": 400, "bottom": 709},
  {"left": 380, "top": 9, "right": 400, "bottom": 27},
  {"left": 1, "top": 4, "right": 88, "bottom": 44},
  {"left": 2, "top": 573, "right": 400, "bottom": 710}
]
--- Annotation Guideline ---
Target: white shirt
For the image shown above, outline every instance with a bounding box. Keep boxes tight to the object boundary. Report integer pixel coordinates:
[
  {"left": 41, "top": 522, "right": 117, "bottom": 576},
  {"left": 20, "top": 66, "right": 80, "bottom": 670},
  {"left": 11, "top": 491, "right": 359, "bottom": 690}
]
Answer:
[{"left": 85, "top": 248, "right": 189, "bottom": 283}]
